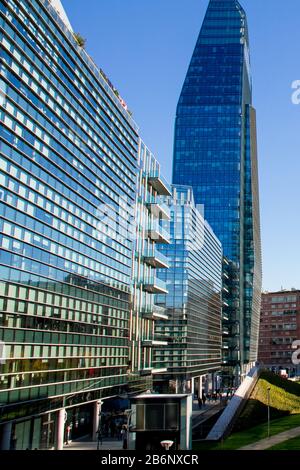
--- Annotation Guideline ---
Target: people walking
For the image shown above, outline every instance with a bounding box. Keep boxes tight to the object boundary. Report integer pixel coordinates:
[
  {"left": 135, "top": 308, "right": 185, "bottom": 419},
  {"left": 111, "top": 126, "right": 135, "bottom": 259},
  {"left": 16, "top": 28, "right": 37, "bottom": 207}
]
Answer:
[
  {"left": 65, "top": 424, "right": 72, "bottom": 445},
  {"left": 121, "top": 425, "right": 127, "bottom": 449}
]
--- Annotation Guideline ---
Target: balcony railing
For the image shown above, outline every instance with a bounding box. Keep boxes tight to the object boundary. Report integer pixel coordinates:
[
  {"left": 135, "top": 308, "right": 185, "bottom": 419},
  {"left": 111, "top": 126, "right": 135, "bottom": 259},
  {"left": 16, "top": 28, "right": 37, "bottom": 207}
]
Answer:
[
  {"left": 145, "top": 223, "right": 170, "bottom": 244},
  {"left": 222, "top": 312, "right": 229, "bottom": 322},
  {"left": 151, "top": 367, "right": 168, "bottom": 374},
  {"left": 153, "top": 304, "right": 168, "bottom": 317},
  {"left": 143, "top": 277, "right": 168, "bottom": 294},
  {"left": 147, "top": 171, "right": 172, "bottom": 196},
  {"left": 140, "top": 304, "right": 168, "bottom": 320},
  {"left": 142, "top": 337, "right": 168, "bottom": 347},
  {"left": 146, "top": 196, "right": 170, "bottom": 220},
  {"left": 143, "top": 248, "right": 169, "bottom": 269}
]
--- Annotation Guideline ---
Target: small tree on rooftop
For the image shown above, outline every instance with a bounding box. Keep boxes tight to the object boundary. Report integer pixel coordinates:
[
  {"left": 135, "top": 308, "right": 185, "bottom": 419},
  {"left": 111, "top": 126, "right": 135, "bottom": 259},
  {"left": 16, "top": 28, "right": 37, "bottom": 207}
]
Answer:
[{"left": 73, "top": 33, "right": 86, "bottom": 48}]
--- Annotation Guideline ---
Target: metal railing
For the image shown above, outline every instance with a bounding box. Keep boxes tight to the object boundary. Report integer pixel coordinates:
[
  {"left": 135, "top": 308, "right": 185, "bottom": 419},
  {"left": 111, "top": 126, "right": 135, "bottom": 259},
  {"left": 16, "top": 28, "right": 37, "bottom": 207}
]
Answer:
[
  {"left": 146, "top": 223, "right": 170, "bottom": 243},
  {"left": 143, "top": 247, "right": 169, "bottom": 266},
  {"left": 144, "top": 277, "right": 168, "bottom": 292}
]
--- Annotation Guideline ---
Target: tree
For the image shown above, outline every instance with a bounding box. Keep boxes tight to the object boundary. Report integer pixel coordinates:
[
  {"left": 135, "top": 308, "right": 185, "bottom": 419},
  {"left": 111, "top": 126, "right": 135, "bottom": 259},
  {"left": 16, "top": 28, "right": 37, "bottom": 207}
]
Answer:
[{"left": 73, "top": 33, "right": 86, "bottom": 48}]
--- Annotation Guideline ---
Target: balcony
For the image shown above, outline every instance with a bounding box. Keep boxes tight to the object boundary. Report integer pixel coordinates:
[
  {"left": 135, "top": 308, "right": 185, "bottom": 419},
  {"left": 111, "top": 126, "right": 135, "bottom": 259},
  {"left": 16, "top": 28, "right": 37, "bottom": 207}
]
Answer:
[
  {"left": 141, "top": 304, "right": 168, "bottom": 320},
  {"left": 142, "top": 338, "right": 168, "bottom": 347},
  {"left": 222, "top": 312, "right": 229, "bottom": 322},
  {"left": 152, "top": 367, "right": 168, "bottom": 374},
  {"left": 143, "top": 276, "right": 168, "bottom": 294},
  {"left": 146, "top": 196, "right": 170, "bottom": 220},
  {"left": 139, "top": 368, "right": 152, "bottom": 377},
  {"left": 148, "top": 171, "right": 172, "bottom": 196},
  {"left": 144, "top": 248, "right": 169, "bottom": 269},
  {"left": 145, "top": 223, "right": 170, "bottom": 244}
]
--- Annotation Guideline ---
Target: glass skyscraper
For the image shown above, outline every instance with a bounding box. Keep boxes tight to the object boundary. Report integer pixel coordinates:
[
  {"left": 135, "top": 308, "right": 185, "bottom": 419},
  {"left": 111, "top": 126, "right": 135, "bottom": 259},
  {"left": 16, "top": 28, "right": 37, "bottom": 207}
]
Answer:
[
  {"left": 172, "top": 0, "right": 262, "bottom": 376},
  {"left": 0, "top": 0, "right": 139, "bottom": 449}
]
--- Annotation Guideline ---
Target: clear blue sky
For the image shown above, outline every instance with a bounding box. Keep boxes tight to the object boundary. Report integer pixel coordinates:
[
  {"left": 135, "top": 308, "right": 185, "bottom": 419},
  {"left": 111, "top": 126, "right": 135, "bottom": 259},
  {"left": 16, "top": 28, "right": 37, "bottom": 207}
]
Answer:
[{"left": 63, "top": 0, "right": 300, "bottom": 292}]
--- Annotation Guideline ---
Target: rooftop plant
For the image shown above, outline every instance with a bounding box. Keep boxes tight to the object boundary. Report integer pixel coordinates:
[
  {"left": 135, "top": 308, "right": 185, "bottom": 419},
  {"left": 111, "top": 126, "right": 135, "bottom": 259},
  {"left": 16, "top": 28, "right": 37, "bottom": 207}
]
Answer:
[{"left": 73, "top": 32, "right": 86, "bottom": 48}]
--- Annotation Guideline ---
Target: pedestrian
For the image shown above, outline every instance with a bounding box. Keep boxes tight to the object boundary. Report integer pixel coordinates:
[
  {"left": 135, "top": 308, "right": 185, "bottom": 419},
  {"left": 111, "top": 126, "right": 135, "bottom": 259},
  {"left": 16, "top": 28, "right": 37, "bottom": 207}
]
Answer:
[
  {"left": 11, "top": 433, "right": 17, "bottom": 450},
  {"left": 97, "top": 425, "right": 103, "bottom": 449},
  {"left": 202, "top": 392, "right": 206, "bottom": 406},
  {"left": 65, "top": 424, "right": 71, "bottom": 445},
  {"left": 198, "top": 396, "right": 203, "bottom": 409},
  {"left": 121, "top": 425, "right": 127, "bottom": 450},
  {"left": 118, "top": 423, "right": 123, "bottom": 441}
]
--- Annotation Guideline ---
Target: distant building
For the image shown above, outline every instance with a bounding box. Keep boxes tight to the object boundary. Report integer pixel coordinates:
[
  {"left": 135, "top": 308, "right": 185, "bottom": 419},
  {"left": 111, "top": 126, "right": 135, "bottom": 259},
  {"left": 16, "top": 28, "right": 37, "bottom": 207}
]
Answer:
[
  {"left": 258, "top": 290, "right": 300, "bottom": 376},
  {"left": 153, "top": 186, "right": 222, "bottom": 395}
]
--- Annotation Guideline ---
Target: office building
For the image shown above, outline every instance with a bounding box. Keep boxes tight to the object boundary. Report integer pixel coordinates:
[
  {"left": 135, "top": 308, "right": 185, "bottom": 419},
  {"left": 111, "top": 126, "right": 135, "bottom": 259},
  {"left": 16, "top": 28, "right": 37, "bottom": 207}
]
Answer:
[
  {"left": 172, "top": 0, "right": 262, "bottom": 379},
  {"left": 258, "top": 290, "right": 300, "bottom": 377},
  {"left": 154, "top": 186, "right": 222, "bottom": 394},
  {"left": 0, "top": 0, "right": 139, "bottom": 449}
]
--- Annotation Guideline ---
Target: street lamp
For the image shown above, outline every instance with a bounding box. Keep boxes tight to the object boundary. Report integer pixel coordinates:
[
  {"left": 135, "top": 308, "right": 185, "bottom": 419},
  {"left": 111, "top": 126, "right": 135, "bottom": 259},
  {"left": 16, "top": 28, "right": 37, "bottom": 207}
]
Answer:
[
  {"left": 267, "top": 387, "right": 271, "bottom": 438},
  {"left": 160, "top": 440, "right": 174, "bottom": 451}
]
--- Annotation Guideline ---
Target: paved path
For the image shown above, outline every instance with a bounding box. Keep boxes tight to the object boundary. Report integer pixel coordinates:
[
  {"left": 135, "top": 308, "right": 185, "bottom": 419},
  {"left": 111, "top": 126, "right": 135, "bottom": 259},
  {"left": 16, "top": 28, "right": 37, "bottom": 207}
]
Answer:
[
  {"left": 64, "top": 436, "right": 123, "bottom": 451},
  {"left": 192, "top": 399, "right": 225, "bottom": 430},
  {"left": 239, "top": 426, "right": 300, "bottom": 450}
]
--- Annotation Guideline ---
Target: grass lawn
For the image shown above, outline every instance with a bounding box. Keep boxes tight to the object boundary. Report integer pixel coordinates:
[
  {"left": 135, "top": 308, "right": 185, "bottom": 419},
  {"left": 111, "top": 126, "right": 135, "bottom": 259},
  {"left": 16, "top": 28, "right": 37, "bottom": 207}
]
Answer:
[
  {"left": 194, "top": 371, "right": 300, "bottom": 451},
  {"left": 268, "top": 435, "right": 300, "bottom": 450},
  {"left": 234, "top": 371, "right": 300, "bottom": 432},
  {"left": 193, "top": 412, "right": 300, "bottom": 451}
]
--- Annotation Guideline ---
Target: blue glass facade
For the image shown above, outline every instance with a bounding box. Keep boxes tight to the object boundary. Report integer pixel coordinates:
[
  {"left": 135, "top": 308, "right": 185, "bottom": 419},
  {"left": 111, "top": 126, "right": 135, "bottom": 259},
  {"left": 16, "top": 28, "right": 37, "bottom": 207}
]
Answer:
[
  {"left": 154, "top": 186, "right": 222, "bottom": 391},
  {"left": 172, "top": 0, "right": 262, "bottom": 371},
  {"left": 0, "top": 0, "right": 139, "bottom": 449}
]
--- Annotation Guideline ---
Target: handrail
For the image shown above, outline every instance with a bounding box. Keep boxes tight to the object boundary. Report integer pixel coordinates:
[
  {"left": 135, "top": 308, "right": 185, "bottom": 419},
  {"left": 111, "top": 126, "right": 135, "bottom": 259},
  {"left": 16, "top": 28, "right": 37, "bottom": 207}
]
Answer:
[{"left": 206, "top": 366, "right": 262, "bottom": 441}]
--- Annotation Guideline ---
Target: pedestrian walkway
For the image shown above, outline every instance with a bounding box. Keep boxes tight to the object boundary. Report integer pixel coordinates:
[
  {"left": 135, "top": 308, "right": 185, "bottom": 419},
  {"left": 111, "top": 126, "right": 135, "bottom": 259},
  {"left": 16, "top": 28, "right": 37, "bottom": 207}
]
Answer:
[
  {"left": 192, "top": 399, "right": 225, "bottom": 426},
  {"left": 239, "top": 426, "right": 300, "bottom": 450},
  {"left": 63, "top": 400, "right": 225, "bottom": 451},
  {"left": 64, "top": 435, "right": 123, "bottom": 451}
]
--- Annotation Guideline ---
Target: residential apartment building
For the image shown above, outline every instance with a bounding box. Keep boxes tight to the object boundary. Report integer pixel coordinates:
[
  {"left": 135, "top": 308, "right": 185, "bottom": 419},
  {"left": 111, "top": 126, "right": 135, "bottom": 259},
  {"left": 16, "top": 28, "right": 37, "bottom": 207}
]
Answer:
[
  {"left": 258, "top": 290, "right": 300, "bottom": 377},
  {"left": 0, "top": 0, "right": 140, "bottom": 449},
  {"left": 153, "top": 186, "right": 222, "bottom": 395},
  {"left": 130, "top": 140, "right": 171, "bottom": 384}
]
